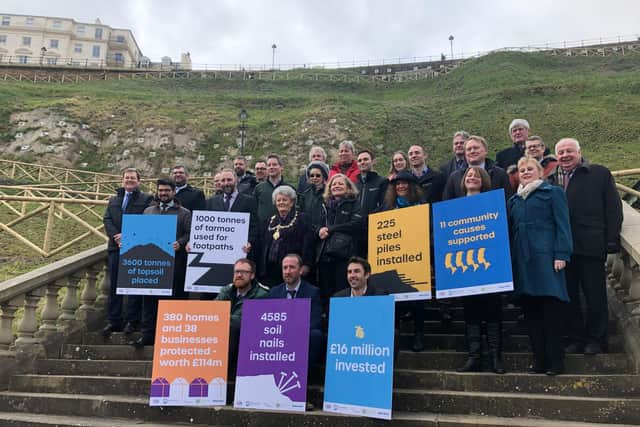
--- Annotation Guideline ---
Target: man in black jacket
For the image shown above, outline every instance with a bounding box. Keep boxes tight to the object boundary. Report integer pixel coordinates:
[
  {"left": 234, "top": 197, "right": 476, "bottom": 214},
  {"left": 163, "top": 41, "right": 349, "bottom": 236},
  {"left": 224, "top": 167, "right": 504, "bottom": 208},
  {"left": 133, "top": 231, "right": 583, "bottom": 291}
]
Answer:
[
  {"left": 234, "top": 156, "right": 257, "bottom": 195},
  {"left": 206, "top": 169, "right": 258, "bottom": 255},
  {"left": 172, "top": 165, "right": 206, "bottom": 212},
  {"left": 408, "top": 145, "right": 446, "bottom": 203},
  {"left": 550, "top": 138, "right": 623, "bottom": 355},
  {"left": 355, "top": 150, "right": 387, "bottom": 257},
  {"left": 102, "top": 168, "right": 153, "bottom": 337},
  {"left": 443, "top": 136, "right": 513, "bottom": 200},
  {"left": 496, "top": 119, "right": 529, "bottom": 170},
  {"left": 439, "top": 131, "right": 469, "bottom": 178}
]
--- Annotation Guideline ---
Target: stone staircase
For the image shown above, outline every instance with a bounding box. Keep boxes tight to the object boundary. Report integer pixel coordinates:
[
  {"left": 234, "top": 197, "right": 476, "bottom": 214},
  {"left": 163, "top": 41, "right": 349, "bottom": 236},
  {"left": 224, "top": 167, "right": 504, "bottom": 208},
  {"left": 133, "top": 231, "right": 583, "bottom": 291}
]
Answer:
[{"left": 0, "top": 304, "right": 639, "bottom": 426}]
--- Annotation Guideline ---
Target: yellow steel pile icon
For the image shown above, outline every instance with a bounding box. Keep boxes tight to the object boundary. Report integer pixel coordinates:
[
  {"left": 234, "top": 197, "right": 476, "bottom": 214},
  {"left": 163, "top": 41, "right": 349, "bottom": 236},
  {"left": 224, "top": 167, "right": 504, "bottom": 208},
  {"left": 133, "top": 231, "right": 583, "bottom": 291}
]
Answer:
[{"left": 444, "top": 249, "right": 491, "bottom": 274}]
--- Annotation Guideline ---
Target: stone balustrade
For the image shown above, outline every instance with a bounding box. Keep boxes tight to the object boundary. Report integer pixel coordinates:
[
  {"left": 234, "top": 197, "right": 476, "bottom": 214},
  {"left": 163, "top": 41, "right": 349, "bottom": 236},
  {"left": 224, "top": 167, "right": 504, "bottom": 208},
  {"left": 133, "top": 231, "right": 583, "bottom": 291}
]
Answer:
[
  {"left": 0, "top": 245, "right": 108, "bottom": 357},
  {"left": 607, "top": 201, "right": 640, "bottom": 372}
]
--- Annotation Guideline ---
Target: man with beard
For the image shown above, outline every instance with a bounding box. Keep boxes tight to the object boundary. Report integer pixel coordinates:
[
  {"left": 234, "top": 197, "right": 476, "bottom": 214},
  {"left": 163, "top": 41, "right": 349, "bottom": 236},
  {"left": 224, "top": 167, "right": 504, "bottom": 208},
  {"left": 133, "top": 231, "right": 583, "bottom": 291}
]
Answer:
[
  {"left": 234, "top": 156, "right": 257, "bottom": 195},
  {"left": 131, "top": 178, "right": 191, "bottom": 347},
  {"left": 408, "top": 144, "right": 446, "bottom": 203},
  {"left": 172, "top": 165, "right": 206, "bottom": 212}
]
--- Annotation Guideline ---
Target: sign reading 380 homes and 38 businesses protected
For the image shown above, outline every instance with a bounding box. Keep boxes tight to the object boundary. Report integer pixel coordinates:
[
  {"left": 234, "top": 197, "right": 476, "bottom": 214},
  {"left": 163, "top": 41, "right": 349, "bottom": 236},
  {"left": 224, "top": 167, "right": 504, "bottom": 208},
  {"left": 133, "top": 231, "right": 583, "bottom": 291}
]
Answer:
[
  {"left": 117, "top": 214, "right": 176, "bottom": 296},
  {"left": 368, "top": 204, "right": 431, "bottom": 301},
  {"left": 234, "top": 299, "right": 310, "bottom": 412},
  {"left": 185, "top": 210, "right": 250, "bottom": 294},
  {"left": 149, "top": 300, "right": 230, "bottom": 406},
  {"left": 432, "top": 189, "right": 513, "bottom": 299},
  {"left": 324, "top": 295, "right": 395, "bottom": 420}
]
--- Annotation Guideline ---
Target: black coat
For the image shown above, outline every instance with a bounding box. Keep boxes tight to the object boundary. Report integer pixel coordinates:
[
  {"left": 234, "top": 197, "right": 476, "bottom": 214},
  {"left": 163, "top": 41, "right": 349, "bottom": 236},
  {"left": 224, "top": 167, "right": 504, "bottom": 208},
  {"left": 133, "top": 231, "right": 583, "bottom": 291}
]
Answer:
[
  {"left": 415, "top": 167, "right": 446, "bottom": 203},
  {"left": 548, "top": 162, "right": 623, "bottom": 257},
  {"left": 205, "top": 192, "right": 259, "bottom": 247},
  {"left": 442, "top": 159, "right": 514, "bottom": 200},
  {"left": 333, "top": 283, "right": 386, "bottom": 297},
  {"left": 267, "top": 280, "right": 323, "bottom": 330},
  {"left": 103, "top": 188, "right": 153, "bottom": 252},
  {"left": 315, "top": 196, "right": 364, "bottom": 262},
  {"left": 175, "top": 184, "right": 206, "bottom": 212},
  {"left": 356, "top": 172, "right": 388, "bottom": 216},
  {"left": 297, "top": 185, "right": 325, "bottom": 228},
  {"left": 495, "top": 144, "right": 525, "bottom": 170},
  {"left": 237, "top": 172, "right": 257, "bottom": 195}
]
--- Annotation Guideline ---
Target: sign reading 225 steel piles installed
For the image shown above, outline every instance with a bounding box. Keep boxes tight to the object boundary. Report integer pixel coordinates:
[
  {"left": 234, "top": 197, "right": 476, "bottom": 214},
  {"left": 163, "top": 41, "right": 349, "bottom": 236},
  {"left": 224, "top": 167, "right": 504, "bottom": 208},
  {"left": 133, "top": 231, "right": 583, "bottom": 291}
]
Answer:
[
  {"left": 185, "top": 210, "right": 250, "bottom": 293},
  {"left": 368, "top": 204, "right": 431, "bottom": 301},
  {"left": 432, "top": 189, "right": 513, "bottom": 299}
]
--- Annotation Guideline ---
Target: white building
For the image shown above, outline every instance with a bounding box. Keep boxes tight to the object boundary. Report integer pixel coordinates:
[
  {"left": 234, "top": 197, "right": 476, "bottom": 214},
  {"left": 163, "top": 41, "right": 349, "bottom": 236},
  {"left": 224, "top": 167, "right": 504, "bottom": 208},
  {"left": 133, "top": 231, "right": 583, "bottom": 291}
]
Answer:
[{"left": 0, "top": 13, "right": 143, "bottom": 68}]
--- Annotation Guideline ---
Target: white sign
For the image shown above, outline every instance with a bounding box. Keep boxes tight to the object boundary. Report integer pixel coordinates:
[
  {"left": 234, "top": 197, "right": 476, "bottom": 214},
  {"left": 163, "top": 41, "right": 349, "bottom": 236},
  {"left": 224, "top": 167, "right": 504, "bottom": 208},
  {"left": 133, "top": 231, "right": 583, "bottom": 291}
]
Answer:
[{"left": 185, "top": 210, "right": 249, "bottom": 293}]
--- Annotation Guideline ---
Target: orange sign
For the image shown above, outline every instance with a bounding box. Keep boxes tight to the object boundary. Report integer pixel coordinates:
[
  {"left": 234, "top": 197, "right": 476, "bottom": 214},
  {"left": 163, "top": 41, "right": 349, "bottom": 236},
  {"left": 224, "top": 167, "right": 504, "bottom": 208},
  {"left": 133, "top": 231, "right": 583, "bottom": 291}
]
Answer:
[{"left": 149, "top": 300, "right": 231, "bottom": 406}]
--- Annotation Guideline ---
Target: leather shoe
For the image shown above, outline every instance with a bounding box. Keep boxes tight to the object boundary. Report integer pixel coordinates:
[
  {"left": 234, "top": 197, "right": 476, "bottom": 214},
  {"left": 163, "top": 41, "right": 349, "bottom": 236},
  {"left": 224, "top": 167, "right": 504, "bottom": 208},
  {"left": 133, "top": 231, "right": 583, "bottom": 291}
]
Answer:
[
  {"left": 101, "top": 324, "right": 121, "bottom": 338},
  {"left": 123, "top": 322, "right": 137, "bottom": 335},
  {"left": 130, "top": 335, "right": 154, "bottom": 348},
  {"left": 546, "top": 368, "right": 563, "bottom": 376},
  {"left": 565, "top": 342, "right": 584, "bottom": 354},
  {"left": 527, "top": 363, "right": 546, "bottom": 374},
  {"left": 412, "top": 333, "right": 425, "bottom": 352},
  {"left": 584, "top": 341, "right": 603, "bottom": 355}
]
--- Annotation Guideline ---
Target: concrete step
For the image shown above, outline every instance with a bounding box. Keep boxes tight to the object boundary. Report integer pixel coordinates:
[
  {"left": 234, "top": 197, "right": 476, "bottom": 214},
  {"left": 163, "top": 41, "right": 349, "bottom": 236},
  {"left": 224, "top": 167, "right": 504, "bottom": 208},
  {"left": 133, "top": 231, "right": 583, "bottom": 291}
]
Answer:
[
  {"left": 0, "top": 412, "right": 209, "bottom": 426},
  {"left": 0, "top": 391, "right": 637, "bottom": 427},
  {"left": 397, "top": 320, "right": 618, "bottom": 335},
  {"left": 397, "top": 351, "right": 632, "bottom": 374},
  {"left": 13, "top": 370, "right": 640, "bottom": 399}
]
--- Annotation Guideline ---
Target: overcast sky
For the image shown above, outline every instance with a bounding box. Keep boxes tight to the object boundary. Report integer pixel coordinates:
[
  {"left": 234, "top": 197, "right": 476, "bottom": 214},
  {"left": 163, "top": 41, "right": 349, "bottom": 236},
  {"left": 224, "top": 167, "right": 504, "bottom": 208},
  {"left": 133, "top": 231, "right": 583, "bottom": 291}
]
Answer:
[{"left": 4, "top": 1, "right": 640, "bottom": 68}]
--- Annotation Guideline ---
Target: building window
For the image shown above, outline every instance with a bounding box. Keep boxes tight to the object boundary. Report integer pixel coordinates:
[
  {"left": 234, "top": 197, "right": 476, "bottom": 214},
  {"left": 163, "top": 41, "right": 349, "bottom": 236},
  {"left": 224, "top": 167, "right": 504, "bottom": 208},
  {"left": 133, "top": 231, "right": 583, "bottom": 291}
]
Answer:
[
  {"left": 22, "top": 36, "right": 31, "bottom": 46},
  {"left": 114, "top": 52, "right": 124, "bottom": 63},
  {"left": 0, "top": 35, "right": 6, "bottom": 44},
  {"left": 52, "top": 19, "right": 62, "bottom": 29},
  {"left": 116, "top": 35, "right": 126, "bottom": 43},
  {"left": 2, "top": 16, "right": 10, "bottom": 26},
  {"left": 50, "top": 39, "right": 59, "bottom": 49},
  {"left": 46, "top": 57, "right": 57, "bottom": 65},
  {"left": 76, "top": 25, "right": 85, "bottom": 35},
  {"left": 18, "top": 55, "right": 28, "bottom": 64},
  {"left": 92, "top": 45, "right": 100, "bottom": 58},
  {"left": 95, "top": 28, "right": 102, "bottom": 39},
  {"left": 74, "top": 43, "right": 82, "bottom": 53},
  {"left": 26, "top": 17, "right": 34, "bottom": 26}
]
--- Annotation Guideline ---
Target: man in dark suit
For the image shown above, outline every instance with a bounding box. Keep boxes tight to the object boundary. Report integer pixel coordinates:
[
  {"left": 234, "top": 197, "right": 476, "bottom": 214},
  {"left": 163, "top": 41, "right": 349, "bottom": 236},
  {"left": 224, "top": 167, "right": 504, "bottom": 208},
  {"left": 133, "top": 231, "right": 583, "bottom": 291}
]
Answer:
[
  {"left": 550, "top": 138, "right": 623, "bottom": 355},
  {"left": 267, "top": 254, "right": 323, "bottom": 364},
  {"left": 206, "top": 168, "right": 258, "bottom": 256},
  {"left": 172, "top": 165, "right": 206, "bottom": 212},
  {"left": 333, "top": 257, "right": 385, "bottom": 298},
  {"left": 408, "top": 145, "right": 446, "bottom": 203},
  {"left": 439, "top": 130, "right": 469, "bottom": 178},
  {"left": 102, "top": 167, "right": 153, "bottom": 337}
]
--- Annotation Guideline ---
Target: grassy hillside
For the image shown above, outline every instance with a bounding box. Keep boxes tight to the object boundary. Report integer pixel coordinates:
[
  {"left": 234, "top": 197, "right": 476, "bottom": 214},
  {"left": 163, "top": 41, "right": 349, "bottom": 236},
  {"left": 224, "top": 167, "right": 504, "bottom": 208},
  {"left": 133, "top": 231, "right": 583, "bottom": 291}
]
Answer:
[
  {"left": 1, "top": 50, "right": 640, "bottom": 178},
  {"left": 1, "top": 51, "right": 640, "bottom": 280}
]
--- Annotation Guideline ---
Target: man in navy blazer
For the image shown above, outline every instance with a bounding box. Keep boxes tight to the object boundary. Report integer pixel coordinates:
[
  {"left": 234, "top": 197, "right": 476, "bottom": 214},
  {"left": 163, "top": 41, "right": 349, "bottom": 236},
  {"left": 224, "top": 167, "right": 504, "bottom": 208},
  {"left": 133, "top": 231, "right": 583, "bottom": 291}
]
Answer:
[{"left": 268, "top": 254, "right": 324, "bottom": 365}]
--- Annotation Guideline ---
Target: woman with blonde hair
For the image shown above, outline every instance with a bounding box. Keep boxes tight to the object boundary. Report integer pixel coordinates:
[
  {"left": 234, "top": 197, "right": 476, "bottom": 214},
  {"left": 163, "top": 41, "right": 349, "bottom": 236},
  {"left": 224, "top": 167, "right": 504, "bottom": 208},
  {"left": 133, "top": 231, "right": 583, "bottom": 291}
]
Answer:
[{"left": 314, "top": 174, "right": 364, "bottom": 301}]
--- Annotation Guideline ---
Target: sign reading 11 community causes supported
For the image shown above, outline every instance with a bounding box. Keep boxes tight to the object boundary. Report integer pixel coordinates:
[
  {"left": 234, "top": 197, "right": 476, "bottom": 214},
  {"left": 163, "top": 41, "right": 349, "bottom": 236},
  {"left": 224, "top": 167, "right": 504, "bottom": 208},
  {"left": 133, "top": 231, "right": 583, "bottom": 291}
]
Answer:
[
  {"left": 432, "top": 189, "right": 513, "bottom": 299},
  {"left": 324, "top": 295, "right": 395, "bottom": 420},
  {"left": 117, "top": 214, "right": 176, "bottom": 296},
  {"left": 234, "top": 299, "right": 310, "bottom": 412},
  {"left": 185, "top": 210, "right": 249, "bottom": 293}
]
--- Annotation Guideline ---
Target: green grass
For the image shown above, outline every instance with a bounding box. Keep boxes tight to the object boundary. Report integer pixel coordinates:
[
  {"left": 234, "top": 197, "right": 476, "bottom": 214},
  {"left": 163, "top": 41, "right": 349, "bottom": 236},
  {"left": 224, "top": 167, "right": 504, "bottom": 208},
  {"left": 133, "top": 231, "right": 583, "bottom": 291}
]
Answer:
[{"left": 2, "top": 50, "right": 640, "bottom": 280}]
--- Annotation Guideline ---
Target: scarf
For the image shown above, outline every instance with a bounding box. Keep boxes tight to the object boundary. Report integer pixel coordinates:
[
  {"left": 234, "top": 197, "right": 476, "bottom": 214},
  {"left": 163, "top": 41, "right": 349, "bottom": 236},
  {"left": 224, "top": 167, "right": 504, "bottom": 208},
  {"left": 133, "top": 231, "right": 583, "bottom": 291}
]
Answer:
[
  {"left": 517, "top": 179, "right": 543, "bottom": 200},
  {"left": 395, "top": 196, "right": 411, "bottom": 208}
]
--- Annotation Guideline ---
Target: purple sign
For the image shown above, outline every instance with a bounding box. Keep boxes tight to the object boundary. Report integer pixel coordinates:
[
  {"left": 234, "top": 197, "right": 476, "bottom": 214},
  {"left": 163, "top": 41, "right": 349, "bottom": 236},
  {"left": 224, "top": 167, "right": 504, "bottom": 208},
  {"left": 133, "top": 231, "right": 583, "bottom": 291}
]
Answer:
[{"left": 233, "top": 298, "right": 310, "bottom": 412}]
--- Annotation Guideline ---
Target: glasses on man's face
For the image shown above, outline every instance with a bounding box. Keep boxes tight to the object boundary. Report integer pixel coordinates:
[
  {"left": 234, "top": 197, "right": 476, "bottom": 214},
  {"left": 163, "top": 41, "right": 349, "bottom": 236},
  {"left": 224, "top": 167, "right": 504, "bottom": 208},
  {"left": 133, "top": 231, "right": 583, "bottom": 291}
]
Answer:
[
  {"left": 233, "top": 270, "right": 252, "bottom": 275},
  {"left": 526, "top": 144, "right": 543, "bottom": 150},
  {"left": 308, "top": 174, "right": 322, "bottom": 178}
]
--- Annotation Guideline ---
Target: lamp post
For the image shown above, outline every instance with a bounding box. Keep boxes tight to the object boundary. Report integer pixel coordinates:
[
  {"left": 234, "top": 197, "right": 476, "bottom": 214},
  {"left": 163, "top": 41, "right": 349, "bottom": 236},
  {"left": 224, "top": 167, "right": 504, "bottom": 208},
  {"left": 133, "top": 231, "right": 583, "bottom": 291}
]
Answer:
[
  {"left": 271, "top": 44, "right": 277, "bottom": 70},
  {"left": 40, "top": 46, "right": 47, "bottom": 67},
  {"left": 448, "top": 35, "right": 454, "bottom": 60},
  {"left": 238, "top": 108, "right": 248, "bottom": 155}
]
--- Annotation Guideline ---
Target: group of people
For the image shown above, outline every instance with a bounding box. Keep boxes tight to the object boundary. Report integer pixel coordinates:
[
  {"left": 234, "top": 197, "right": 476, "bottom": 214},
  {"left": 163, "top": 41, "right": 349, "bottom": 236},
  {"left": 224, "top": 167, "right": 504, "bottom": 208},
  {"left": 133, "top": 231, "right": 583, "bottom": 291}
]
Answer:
[{"left": 102, "top": 118, "right": 623, "bottom": 377}]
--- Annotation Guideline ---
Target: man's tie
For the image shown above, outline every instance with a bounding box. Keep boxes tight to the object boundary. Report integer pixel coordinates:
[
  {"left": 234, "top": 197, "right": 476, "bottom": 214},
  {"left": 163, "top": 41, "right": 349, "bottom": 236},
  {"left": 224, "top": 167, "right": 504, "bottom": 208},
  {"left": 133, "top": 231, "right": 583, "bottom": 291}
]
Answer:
[
  {"left": 224, "top": 194, "right": 231, "bottom": 211},
  {"left": 121, "top": 192, "right": 130, "bottom": 210},
  {"left": 287, "top": 290, "right": 297, "bottom": 299},
  {"left": 161, "top": 203, "right": 168, "bottom": 213}
]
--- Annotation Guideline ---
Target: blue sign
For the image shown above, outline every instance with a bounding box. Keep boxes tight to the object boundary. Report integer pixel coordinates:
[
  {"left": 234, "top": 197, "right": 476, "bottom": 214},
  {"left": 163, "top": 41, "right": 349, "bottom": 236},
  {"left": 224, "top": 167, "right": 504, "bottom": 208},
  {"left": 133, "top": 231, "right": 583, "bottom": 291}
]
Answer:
[
  {"left": 432, "top": 189, "right": 513, "bottom": 299},
  {"left": 117, "top": 214, "right": 177, "bottom": 296},
  {"left": 323, "top": 295, "right": 395, "bottom": 420}
]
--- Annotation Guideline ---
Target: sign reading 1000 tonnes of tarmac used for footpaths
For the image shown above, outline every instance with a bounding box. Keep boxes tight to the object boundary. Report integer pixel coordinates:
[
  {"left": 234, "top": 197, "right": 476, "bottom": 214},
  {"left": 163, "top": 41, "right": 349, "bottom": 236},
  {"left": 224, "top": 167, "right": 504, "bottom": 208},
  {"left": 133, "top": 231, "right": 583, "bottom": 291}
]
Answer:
[
  {"left": 368, "top": 204, "right": 431, "bottom": 300},
  {"left": 117, "top": 214, "right": 176, "bottom": 296},
  {"left": 432, "top": 189, "right": 513, "bottom": 299},
  {"left": 185, "top": 210, "right": 250, "bottom": 293},
  {"left": 149, "top": 300, "right": 230, "bottom": 406}
]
